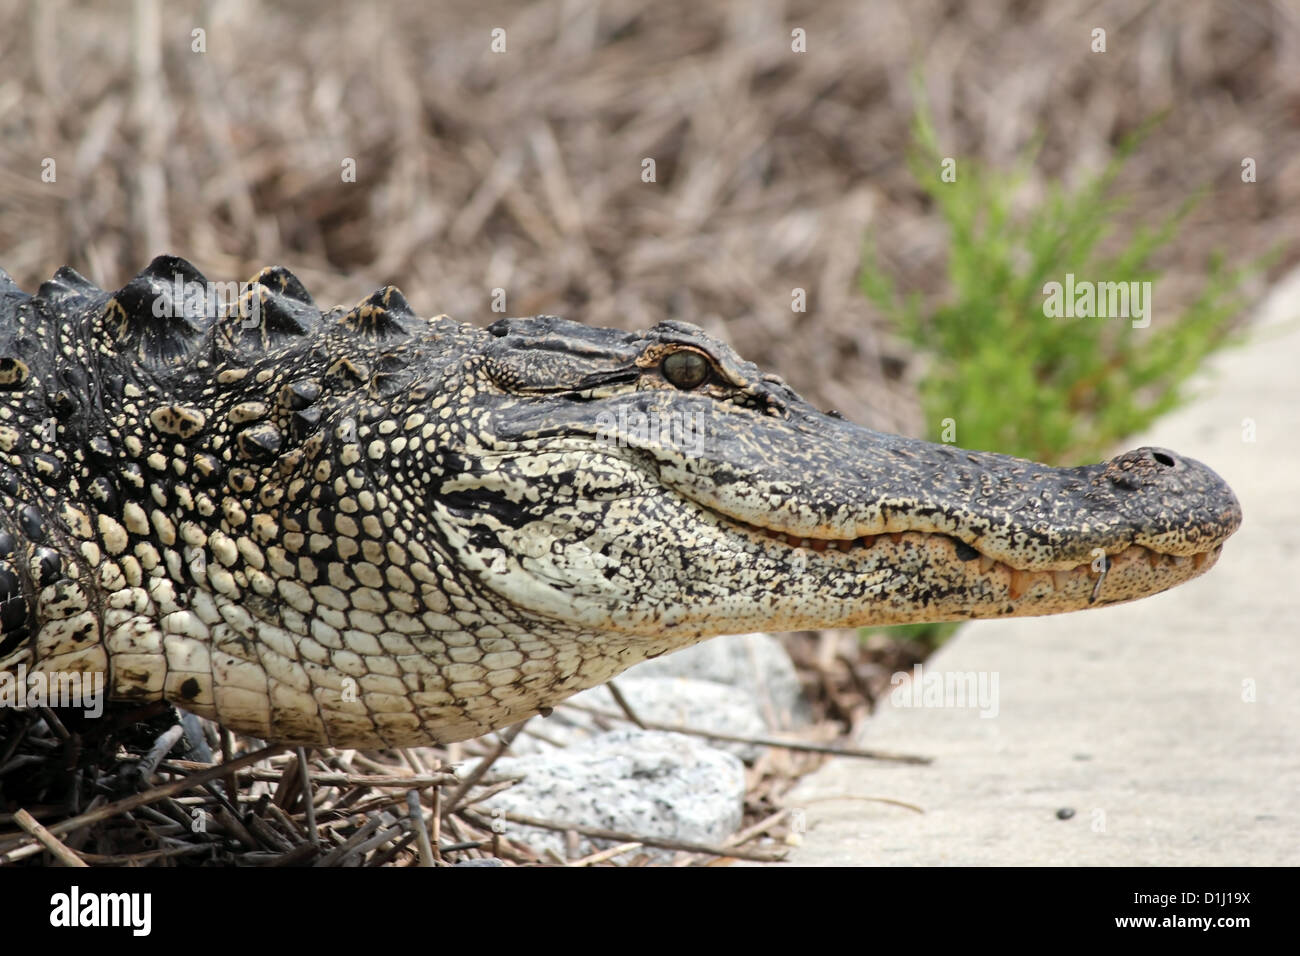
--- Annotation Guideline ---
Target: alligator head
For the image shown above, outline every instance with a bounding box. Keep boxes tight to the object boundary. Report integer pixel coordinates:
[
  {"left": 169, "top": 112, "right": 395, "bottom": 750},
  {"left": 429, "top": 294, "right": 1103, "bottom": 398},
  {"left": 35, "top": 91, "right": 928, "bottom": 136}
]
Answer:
[
  {"left": 470, "top": 315, "right": 1241, "bottom": 634},
  {"left": 0, "top": 258, "right": 1241, "bottom": 747}
]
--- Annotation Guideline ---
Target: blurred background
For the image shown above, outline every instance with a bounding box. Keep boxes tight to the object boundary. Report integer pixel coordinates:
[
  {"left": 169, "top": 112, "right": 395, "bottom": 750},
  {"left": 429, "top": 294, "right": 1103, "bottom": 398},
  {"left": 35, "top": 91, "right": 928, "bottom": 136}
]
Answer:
[{"left": 1, "top": 0, "right": 1295, "bottom": 443}]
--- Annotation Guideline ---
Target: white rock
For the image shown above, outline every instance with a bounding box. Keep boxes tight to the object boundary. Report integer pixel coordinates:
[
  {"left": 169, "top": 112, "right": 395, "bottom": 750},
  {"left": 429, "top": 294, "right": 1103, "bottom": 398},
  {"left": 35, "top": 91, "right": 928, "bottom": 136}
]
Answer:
[
  {"left": 623, "top": 631, "right": 808, "bottom": 729},
  {"left": 466, "top": 728, "right": 745, "bottom": 864}
]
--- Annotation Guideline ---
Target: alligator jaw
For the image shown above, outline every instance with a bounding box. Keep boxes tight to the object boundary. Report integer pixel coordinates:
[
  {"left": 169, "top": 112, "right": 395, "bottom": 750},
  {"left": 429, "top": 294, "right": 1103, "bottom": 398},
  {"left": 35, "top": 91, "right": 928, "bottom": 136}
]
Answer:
[
  {"left": 715, "top": 512, "right": 1227, "bottom": 624},
  {"left": 657, "top": 432, "right": 1242, "bottom": 627}
]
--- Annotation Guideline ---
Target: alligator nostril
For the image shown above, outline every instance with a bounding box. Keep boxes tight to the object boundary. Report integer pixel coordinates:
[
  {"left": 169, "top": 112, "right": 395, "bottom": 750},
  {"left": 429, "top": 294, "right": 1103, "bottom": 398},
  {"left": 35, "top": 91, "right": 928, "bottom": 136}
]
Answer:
[{"left": 1152, "top": 451, "right": 1177, "bottom": 468}]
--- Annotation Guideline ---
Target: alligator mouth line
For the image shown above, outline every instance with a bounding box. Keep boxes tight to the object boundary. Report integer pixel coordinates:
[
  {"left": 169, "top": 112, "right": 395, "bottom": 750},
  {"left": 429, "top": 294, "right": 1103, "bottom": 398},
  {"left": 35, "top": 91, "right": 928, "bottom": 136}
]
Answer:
[{"left": 709, "top": 509, "right": 1222, "bottom": 601}]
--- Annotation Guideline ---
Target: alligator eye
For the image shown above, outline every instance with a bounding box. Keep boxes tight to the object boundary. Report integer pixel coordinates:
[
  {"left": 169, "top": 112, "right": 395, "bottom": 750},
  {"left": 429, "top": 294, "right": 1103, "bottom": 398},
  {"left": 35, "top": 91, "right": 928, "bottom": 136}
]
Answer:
[{"left": 661, "top": 350, "right": 710, "bottom": 389}]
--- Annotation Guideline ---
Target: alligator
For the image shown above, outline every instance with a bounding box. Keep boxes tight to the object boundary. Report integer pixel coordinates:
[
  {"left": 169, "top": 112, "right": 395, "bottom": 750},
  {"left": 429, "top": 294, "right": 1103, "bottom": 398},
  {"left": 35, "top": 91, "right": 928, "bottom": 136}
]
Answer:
[{"left": 0, "top": 257, "right": 1242, "bottom": 748}]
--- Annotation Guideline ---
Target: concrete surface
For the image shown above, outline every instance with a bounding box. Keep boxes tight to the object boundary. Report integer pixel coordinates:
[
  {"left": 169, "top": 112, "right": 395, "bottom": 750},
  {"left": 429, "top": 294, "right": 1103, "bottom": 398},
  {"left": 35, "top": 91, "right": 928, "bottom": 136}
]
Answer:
[{"left": 778, "top": 269, "right": 1300, "bottom": 865}]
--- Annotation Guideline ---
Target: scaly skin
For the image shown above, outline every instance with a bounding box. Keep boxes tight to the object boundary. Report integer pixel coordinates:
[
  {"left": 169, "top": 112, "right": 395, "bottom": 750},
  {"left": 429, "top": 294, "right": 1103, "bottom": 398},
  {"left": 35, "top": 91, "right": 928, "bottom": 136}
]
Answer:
[{"left": 0, "top": 257, "right": 1242, "bottom": 747}]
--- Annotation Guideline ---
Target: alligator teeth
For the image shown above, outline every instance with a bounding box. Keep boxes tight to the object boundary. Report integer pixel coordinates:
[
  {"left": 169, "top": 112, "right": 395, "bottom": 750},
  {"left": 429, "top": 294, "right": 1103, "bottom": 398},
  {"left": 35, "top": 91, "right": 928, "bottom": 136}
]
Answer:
[
  {"left": 1052, "top": 570, "right": 1074, "bottom": 591},
  {"left": 810, "top": 539, "right": 827, "bottom": 552},
  {"left": 1008, "top": 569, "right": 1031, "bottom": 600},
  {"left": 1192, "top": 551, "right": 1209, "bottom": 570},
  {"left": 978, "top": 554, "right": 997, "bottom": 574},
  {"left": 859, "top": 535, "right": 876, "bottom": 549},
  {"left": 1171, "top": 554, "right": 1190, "bottom": 569},
  {"left": 1147, "top": 550, "right": 1163, "bottom": 570}
]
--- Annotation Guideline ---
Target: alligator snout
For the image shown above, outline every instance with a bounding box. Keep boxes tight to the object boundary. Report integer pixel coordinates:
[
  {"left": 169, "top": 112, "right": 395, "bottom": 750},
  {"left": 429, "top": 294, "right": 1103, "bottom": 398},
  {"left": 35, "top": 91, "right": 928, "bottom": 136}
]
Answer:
[
  {"left": 1098, "top": 446, "right": 1242, "bottom": 556},
  {"left": 1103, "top": 446, "right": 1192, "bottom": 488}
]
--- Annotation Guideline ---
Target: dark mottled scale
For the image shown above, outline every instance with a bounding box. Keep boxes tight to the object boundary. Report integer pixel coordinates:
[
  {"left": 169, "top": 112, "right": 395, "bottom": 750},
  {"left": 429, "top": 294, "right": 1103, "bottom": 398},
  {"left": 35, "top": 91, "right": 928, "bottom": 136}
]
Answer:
[
  {"left": 368, "top": 372, "right": 406, "bottom": 399},
  {"left": 120, "top": 461, "right": 146, "bottom": 493},
  {"left": 88, "top": 475, "right": 119, "bottom": 512},
  {"left": 255, "top": 265, "right": 316, "bottom": 306},
  {"left": 189, "top": 455, "right": 223, "bottom": 489},
  {"left": 48, "top": 390, "right": 77, "bottom": 419},
  {"left": 220, "top": 267, "right": 322, "bottom": 353},
  {"left": 109, "top": 256, "right": 214, "bottom": 368},
  {"left": 0, "top": 356, "right": 29, "bottom": 390},
  {"left": 281, "top": 379, "right": 321, "bottom": 410},
  {"left": 237, "top": 423, "right": 283, "bottom": 461},
  {"left": 192, "top": 452, "right": 224, "bottom": 485},
  {"left": 323, "top": 358, "right": 368, "bottom": 389},
  {"left": 307, "top": 536, "right": 339, "bottom": 560},
  {"left": 0, "top": 560, "right": 26, "bottom": 638},
  {"left": 89, "top": 436, "right": 116, "bottom": 462},
  {"left": 0, "top": 468, "right": 18, "bottom": 496},
  {"left": 313, "top": 481, "right": 337, "bottom": 507},
  {"left": 0, "top": 532, "right": 13, "bottom": 557},
  {"left": 0, "top": 561, "right": 21, "bottom": 600},
  {"left": 367, "top": 355, "right": 414, "bottom": 401},
  {"left": 343, "top": 286, "right": 416, "bottom": 340},
  {"left": 31, "top": 547, "right": 63, "bottom": 586},
  {"left": 30, "top": 452, "right": 63, "bottom": 481},
  {"left": 291, "top": 405, "right": 323, "bottom": 439},
  {"left": 150, "top": 477, "right": 174, "bottom": 506},
  {"left": 36, "top": 265, "right": 99, "bottom": 306},
  {"left": 19, "top": 505, "right": 44, "bottom": 541}
]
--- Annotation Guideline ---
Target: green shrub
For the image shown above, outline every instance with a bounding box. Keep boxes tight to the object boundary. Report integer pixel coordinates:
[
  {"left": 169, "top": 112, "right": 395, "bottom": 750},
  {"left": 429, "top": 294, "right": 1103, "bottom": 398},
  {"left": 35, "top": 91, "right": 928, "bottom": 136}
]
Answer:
[{"left": 858, "top": 105, "right": 1263, "bottom": 647}]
